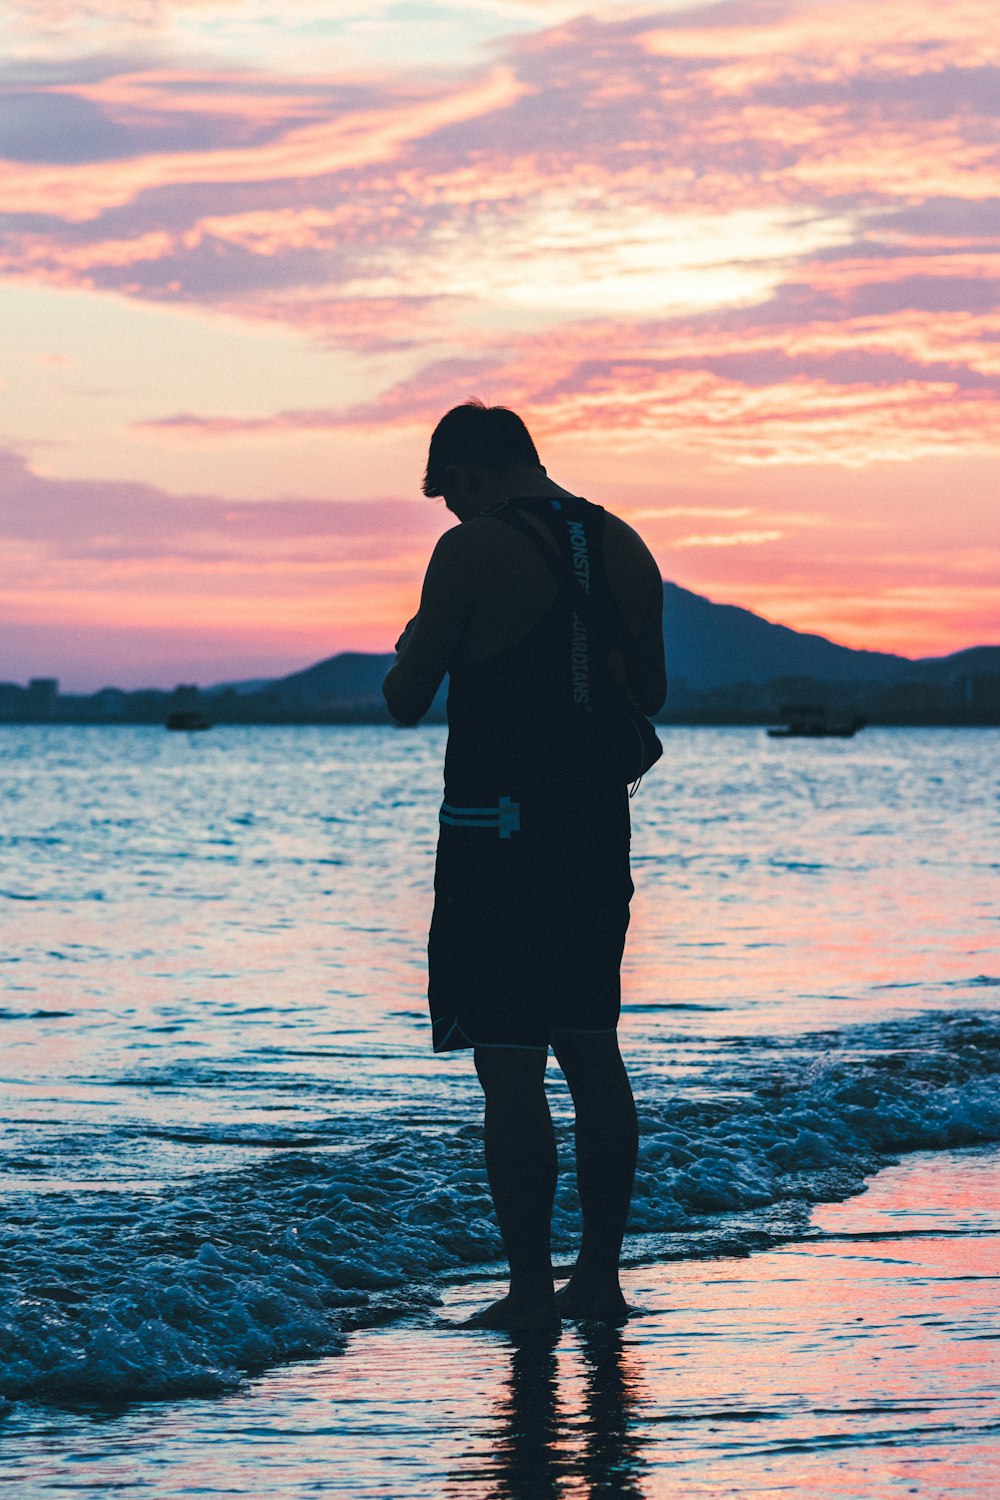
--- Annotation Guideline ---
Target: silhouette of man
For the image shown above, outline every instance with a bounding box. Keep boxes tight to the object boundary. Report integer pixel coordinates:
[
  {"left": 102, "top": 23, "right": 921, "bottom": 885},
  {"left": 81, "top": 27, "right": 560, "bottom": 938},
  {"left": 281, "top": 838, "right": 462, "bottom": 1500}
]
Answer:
[{"left": 384, "top": 403, "right": 667, "bottom": 1331}]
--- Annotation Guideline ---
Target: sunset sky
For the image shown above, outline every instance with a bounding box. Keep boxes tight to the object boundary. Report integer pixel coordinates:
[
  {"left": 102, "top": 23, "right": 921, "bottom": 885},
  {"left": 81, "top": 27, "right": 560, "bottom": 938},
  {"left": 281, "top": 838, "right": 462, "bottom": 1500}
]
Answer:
[{"left": 2, "top": 0, "right": 997, "bottom": 691}]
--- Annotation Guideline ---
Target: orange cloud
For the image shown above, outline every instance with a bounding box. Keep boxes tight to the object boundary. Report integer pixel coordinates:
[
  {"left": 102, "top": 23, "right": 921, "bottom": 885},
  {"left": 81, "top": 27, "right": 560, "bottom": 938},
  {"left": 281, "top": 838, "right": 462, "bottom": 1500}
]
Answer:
[
  {"left": 702, "top": 580, "right": 1000, "bottom": 659},
  {"left": 673, "top": 530, "right": 784, "bottom": 547},
  {"left": 0, "top": 65, "right": 528, "bottom": 221},
  {"left": 0, "top": 447, "right": 447, "bottom": 678},
  {"left": 136, "top": 303, "right": 1000, "bottom": 470},
  {"left": 2, "top": 0, "right": 998, "bottom": 672},
  {"left": 642, "top": 0, "right": 996, "bottom": 70},
  {"left": 67, "top": 69, "right": 340, "bottom": 123}
]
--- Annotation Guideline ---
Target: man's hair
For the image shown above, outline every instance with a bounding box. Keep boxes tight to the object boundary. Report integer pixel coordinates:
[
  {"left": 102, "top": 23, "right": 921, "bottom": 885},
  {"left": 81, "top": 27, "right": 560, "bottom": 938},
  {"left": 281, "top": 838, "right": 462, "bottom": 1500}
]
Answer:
[{"left": 422, "top": 401, "right": 540, "bottom": 497}]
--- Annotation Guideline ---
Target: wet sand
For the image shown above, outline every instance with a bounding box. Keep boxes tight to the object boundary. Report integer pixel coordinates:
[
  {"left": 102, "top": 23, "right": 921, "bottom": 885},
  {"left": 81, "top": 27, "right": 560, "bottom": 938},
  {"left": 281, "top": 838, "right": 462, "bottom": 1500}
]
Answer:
[{"left": 6, "top": 1144, "right": 997, "bottom": 1498}]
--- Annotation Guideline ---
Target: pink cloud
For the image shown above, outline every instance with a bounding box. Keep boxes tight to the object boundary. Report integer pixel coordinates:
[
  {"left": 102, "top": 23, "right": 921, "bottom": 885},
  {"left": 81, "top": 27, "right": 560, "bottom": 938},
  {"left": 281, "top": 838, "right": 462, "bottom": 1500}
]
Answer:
[
  {"left": 1, "top": 442, "right": 996, "bottom": 685},
  {"left": 0, "top": 65, "right": 528, "bottom": 220},
  {"left": 0, "top": 447, "right": 450, "bottom": 686},
  {"left": 133, "top": 292, "right": 1000, "bottom": 469},
  {"left": 0, "top": 448, "right": 442, "bottom": 561},
  {"left": 2, "top": 0, "right": 998, "bottom": 673},
  {"left": 2, "top": 1, "right": 996, "bottom": 330}
]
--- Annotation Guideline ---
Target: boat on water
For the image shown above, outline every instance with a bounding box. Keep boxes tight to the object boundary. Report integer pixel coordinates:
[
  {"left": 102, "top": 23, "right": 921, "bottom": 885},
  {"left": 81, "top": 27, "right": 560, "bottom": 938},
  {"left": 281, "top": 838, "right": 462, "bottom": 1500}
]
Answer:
[
  {"left": 165, "top": 709, "right": 212, "bottom": 731},
  {"left": 165, "top": 683, "right": 212, "bottom": 731},
  {"left": 767, "top": 703, "right": 866, "bottom": 739}
]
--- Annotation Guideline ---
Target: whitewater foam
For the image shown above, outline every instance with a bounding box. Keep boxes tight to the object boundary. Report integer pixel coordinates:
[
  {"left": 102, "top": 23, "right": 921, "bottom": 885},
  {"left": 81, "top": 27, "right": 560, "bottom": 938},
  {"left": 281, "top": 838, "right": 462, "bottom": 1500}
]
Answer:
[{"left": 1, "top": 1009, "right": 997, "bottom": 1405}]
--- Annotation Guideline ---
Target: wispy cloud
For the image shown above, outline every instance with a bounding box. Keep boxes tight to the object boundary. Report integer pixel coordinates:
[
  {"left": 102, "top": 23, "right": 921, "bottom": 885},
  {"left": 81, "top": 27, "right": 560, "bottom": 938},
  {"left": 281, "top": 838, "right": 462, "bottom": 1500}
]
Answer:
[
  {"left": 1, "top": 0, "right": 997, "bottom": 671},
  {"left": 2, "top": 1, "right": 986, "bottom": 460},
  {"left": 0, "top": 65, "right": 527, "bottom": 220},
  {"left": 0, "top": 445, "right": 453, "bottom": 684},
  {"left": 630, "top": 506, "right": 755, "bottom": 519},
  {"left": 673, "top": 529, "right": 784, "bottom": 547},
  {"left": 0, "top": 447, "right": 441, "bottom": 563},
  {"left": 135, "top": 304, "right": 1000, "bottom": 468}
]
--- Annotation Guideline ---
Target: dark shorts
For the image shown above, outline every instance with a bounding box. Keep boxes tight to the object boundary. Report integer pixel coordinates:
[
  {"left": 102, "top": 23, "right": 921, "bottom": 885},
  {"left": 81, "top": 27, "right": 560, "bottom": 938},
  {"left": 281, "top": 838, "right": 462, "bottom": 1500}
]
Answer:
[{"left": 427, "top": 780, "right": 633, "bottom": 1053}]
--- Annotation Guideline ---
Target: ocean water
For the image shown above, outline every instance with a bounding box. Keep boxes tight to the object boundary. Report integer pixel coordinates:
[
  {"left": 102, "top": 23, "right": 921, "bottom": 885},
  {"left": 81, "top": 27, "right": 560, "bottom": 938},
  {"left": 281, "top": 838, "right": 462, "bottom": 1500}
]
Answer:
[{"left": 0, "top": 724, "right": 998, "bottom": 1418}]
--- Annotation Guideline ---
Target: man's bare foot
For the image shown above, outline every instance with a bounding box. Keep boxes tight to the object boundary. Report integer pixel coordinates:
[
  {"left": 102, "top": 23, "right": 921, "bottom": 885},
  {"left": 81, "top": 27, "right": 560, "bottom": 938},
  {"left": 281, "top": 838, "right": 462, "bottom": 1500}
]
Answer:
[
  {"left": 555, "top": 1280, "right": 630, "bottom": 1323},
  {"left": 463, "top": 1293, "right": 560, "bottom": 1333}
]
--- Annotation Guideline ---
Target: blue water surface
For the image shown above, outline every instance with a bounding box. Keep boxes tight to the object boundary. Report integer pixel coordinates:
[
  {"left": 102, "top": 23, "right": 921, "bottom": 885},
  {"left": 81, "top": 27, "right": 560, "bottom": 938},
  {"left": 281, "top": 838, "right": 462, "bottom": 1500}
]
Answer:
[{"left": 0, "top": 725, "right": 997, "bottom": 1407}]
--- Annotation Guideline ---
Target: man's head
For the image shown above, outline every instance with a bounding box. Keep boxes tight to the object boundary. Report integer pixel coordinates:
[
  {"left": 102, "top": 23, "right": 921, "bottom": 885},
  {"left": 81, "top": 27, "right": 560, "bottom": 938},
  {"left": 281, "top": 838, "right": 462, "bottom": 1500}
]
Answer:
[{"left": 423, "top": 401, "right": 542, "bottom": 517}]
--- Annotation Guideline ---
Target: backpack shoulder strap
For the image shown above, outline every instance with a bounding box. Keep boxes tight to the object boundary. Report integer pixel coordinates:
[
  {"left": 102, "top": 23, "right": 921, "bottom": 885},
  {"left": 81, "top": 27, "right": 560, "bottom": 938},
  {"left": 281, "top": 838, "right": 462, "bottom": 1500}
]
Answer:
[{"left": 490, "top": 499, "right": 611, "bottom": 638}]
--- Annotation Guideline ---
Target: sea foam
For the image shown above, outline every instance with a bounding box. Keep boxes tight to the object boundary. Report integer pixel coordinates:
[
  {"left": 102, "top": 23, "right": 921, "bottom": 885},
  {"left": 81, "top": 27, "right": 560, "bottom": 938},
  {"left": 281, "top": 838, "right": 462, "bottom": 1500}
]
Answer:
[{"left": 1, "top": 1009, "right": 997, "bottom": 1404}]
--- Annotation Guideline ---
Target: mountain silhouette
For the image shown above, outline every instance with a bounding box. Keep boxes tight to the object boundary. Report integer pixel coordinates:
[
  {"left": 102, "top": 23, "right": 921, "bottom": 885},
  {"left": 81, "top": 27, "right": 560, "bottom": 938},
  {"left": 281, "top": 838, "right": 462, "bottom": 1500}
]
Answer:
[
  {"left": 252, "top": 651, "right": 395, "bottom": 711},
  {"left": 7, "top": 580, "right": 995, "bottom": 726},
  {"left": 209, "top": 581, "right": 997, "bottom": 707},
  {"left": 659, "top": 583, "right": 911, "bottom": 688}
]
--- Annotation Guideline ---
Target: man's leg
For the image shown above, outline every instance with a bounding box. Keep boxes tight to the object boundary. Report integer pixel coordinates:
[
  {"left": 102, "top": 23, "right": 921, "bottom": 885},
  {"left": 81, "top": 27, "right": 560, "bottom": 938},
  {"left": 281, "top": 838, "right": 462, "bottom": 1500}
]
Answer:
[
  {"left": 465, "top": 1046, "right": 559, "bottom": 1331},
  {"left": 551, "top": 1031, "right": 638, "bottom": 1320}
]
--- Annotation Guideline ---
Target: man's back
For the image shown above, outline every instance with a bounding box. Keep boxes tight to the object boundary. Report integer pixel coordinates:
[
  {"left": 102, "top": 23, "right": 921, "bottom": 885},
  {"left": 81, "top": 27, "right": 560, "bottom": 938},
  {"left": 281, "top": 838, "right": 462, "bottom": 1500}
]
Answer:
[{"left": 443, "top": 501, "right": 665, "bottom": 715}]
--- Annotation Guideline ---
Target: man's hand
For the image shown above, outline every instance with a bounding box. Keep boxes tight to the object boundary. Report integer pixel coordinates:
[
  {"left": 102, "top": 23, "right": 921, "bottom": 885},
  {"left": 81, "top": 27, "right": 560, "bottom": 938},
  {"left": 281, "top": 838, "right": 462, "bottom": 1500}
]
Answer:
[{"left": 395, "top": 615, "right": 418, "bottom": 654}]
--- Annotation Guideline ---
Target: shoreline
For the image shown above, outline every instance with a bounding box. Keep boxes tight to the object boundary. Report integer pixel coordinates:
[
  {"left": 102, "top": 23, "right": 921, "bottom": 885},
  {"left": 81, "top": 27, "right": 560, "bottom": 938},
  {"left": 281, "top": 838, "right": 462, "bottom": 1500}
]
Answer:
[{"left": 4, "top": 1142, "right": 998, "bottom": 1498}]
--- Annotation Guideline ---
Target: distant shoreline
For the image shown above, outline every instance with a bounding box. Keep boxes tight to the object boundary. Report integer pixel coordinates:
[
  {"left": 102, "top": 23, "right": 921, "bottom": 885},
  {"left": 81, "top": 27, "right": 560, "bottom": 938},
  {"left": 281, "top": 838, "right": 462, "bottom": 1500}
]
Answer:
[
  {"left": 5, "top": 582, "right": 998, "bottom": 729},
  {"left": 3, "top": 715, "right": 998, "bottom": 730}
]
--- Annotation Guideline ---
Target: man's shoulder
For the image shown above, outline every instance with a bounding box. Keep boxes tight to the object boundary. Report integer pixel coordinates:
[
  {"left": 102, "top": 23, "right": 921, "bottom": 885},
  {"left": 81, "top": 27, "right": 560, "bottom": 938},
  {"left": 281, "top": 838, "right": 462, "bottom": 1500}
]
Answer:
[
  {"left": 428, "top": 521, "right": 477, "bottom": 566},
  {"left": 427, "top": 517, "right": 506, "bottom": 587},
  {"left": 449, "top": 512, "right": 519, "bottom": 557},
  {"left": 602, "top": 508, "right": 659, "bottom": 572}
]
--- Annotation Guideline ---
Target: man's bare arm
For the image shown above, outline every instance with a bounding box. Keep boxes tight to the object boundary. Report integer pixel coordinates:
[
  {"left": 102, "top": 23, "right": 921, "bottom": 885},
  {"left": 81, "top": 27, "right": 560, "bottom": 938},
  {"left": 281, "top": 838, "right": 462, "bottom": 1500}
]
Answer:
[
  {"left": 611, "top": 522, "right": 667, "bottom": 715},
  {"left": 383, "top": 527, "right": 473, "bottom": 725},
  {"left": 627, "top": 562, "right": 668, "bottom": 716}
]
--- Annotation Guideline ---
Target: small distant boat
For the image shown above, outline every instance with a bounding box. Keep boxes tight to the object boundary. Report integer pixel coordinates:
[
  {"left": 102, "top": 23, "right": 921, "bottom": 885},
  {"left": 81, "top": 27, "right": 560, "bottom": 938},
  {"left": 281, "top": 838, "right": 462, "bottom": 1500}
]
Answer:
[
  {"left": 767, "top": 703, "right": 865, "bottom": 739},
  {"left": 165, "top": 709, "right": 212, "bottom": 731}
]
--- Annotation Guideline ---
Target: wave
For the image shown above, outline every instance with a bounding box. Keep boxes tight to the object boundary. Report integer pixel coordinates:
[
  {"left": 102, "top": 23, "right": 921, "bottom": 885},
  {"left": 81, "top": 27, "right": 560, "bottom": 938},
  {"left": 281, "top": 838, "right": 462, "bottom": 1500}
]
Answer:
[{"left": 1, "top": 1009, "right": 997, "bottom": 1406}]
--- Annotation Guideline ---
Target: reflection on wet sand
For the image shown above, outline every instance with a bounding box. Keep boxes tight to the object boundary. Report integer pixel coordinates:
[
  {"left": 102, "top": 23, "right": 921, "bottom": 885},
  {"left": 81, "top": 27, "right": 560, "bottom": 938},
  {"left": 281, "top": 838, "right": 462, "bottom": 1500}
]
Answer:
[
  {"left": 479, "top": 1339, "right": 562, "bottom": 1500},
  {"left": 460, "top": 1324, "right": 648, "bottom": 1499},
  {"left": 2, "top": 1147, "right": 998, "bottom": 1497},
  {"left": 576, "top": 1324, "right": 648, "bottom": 1498}
]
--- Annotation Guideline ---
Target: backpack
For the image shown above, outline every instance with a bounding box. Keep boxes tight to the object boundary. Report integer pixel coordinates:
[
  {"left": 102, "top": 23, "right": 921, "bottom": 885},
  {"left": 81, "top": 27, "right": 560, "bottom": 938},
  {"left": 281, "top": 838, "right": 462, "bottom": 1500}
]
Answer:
[{"left": 494, "top": 497, "right": 662, "bottom": 791}]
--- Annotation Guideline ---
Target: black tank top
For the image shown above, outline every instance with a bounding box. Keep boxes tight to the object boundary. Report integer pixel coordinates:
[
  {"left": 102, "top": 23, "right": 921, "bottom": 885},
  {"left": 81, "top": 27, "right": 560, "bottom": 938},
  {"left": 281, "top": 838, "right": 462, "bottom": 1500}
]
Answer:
[{"left": 442, "top": 496, "right": 629, "bottom": 809}]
